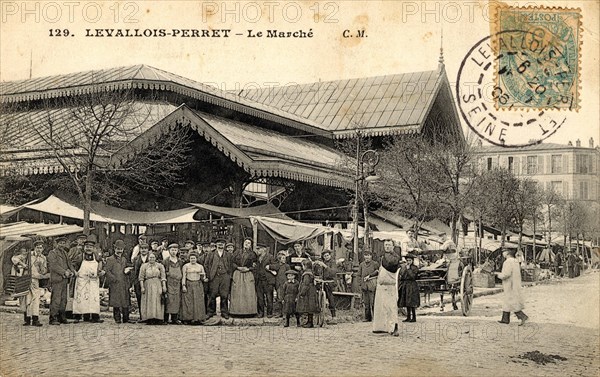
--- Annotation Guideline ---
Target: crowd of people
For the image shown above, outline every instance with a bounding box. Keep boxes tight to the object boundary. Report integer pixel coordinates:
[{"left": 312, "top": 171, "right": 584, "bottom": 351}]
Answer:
[{"left": 11, "top": 235, "right": 346, "bottom": 328}]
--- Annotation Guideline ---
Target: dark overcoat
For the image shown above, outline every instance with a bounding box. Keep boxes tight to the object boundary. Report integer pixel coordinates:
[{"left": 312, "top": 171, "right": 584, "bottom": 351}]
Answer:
[
  {"left": 296, "top": 270, "right": 319, "bottom": 314},
  {"left": 105, "top": 254, "right": 132, "bottom": 307},
  {"left": 398, "top": 264, "right": 420, "bottom": 308}
]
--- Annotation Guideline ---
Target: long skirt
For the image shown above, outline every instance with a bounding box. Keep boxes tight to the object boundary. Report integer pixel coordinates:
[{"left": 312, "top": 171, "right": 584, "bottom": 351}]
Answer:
[
  {"left": 229, "top": 270, "right": 257, "bottom": 315},
  {"left": 141, "top": 277, "right": 164, "bottom": 320},
  {"left": 181, "top": 280, "right": 206, "bottom": 322},
  {"left": 166, "top": 276, "right": 181, "bottom": 314},
  {"left": 372, "top": 267, "right": 399, "bottom": 333}
]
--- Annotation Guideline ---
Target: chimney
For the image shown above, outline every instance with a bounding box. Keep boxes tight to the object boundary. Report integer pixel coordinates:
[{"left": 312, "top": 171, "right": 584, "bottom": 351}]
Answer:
[
  {"left": 590, "top": 137, "right": 594, "bottom": 148},
  {"left": 576, "top": 139, "right": 581, "bottom": 147}
]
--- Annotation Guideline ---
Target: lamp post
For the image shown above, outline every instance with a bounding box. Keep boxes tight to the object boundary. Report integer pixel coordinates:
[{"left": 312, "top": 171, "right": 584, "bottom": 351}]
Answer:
[{"left": 352, "top": 133, "right": 380, "bottom": 265}]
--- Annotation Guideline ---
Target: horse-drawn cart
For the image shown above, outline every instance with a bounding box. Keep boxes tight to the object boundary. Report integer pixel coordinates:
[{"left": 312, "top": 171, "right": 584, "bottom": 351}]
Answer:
[{"left": 416, "top": 250, "right": 474, "bottom": 316}]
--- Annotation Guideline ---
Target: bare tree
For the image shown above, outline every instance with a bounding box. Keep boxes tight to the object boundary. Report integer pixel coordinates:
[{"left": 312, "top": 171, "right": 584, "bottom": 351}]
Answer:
[
  {"left": 509, "top": 178, "right": 542, "bottom": 255},
  {"left": 427, "top": 133, "right": 478, "bottom": 244},
  {"left": 477, "top": 168, "right": 519, "bottom": 246},
  {"left": 7, "top": 90, "right": 192, "bottom": 233},
  {"left": 376, "top": 135, "right": 443, "bottom": 237},
  {"left": 540, "top": 187, "right": 565, "bottom": 245}
]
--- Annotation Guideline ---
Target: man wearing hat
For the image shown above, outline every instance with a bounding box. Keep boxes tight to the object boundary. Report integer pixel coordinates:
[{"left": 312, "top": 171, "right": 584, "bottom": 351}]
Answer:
[
  {"left": 204, "top": 239, "right": 234, "bottom": 319},
  {"left": 287, "top": 242, "right": 311, "bottom": 272},
  {"left": 105, "top": 240, "right": 134, "bottom": 324},
  {"left": 66, "top": 234, "right": 86, "bottom": 319},
  {"left": 225, "top": 242, "right": 236, "bottom": 255},
  {"left": 17, "top": 239, "right": 50, "bottom": 326},
  {"left": 255, "top": 244, "right": 277, "bottom": 318},
  {"left": 314, "top": 249, "right": 338, "bottom": 322},
  {"left": 132, "top": 243, "right": 151, "bottom": 319},
  {"left": 72, "top": 239, "right": 105, "bottom": 323},
  {"left": 150, "top": 240, "right": 160, "bottom": 255},
  {"left": 358, "top": 250, "right": 380, "bottom": 322},
  {"left": 47, "top": 236, "right": 75, "bottom": 325},
  {"left": 129, "top": 235, "right": 148, "bottom": 263}
]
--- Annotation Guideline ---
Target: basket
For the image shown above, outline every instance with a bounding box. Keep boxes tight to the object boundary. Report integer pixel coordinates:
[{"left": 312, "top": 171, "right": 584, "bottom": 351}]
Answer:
[
  {"left": 472, "top": 271, "right": 495, "bottom": 288},
  {"left": 365, "top": 277, "right": 377, "bottom": 291}
]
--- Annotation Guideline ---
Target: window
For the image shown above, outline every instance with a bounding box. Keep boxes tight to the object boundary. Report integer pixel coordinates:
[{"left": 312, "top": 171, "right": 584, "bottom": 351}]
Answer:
[
  {"left": 580, "top": 181, "right": 589, "bottom": 200},
  {"left": 508, "top": 157, "right": 514, "bottom": 172},
  {"left": 576, "top": 154, "right": 590, "bottom": 173},
  {"left": 487, "top": 157, "right": 493, "bottom": 171},
  {"left": 551, "top": 155, "right": 562, "bottom": 173},
  {"left": 526, "top": 156, "right": 538, "bottom": 174},
  {"left": 551, "top": 181, "right": 562, "bottom": 195}
]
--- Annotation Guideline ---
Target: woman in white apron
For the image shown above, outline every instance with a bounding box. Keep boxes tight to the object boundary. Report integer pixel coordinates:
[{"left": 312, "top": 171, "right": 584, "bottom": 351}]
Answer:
[
  {"left": 372, "top": 239, "right": 400, "bottom": 336},
  {"left": 73, "top": 240, "right": 105, "bottom": 323}
]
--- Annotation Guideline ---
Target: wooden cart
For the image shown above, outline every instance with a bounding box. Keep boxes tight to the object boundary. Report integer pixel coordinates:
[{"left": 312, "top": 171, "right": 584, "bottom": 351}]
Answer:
[{"left": 416, "top": 250, "right": 474, "bottom": 316}]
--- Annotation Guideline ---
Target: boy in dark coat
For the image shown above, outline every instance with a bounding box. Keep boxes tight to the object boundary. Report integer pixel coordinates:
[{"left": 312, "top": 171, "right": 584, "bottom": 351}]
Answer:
[
  {"left": 282, "top": 270, "right": 300, "bottom": 327},
  {"left": 296, "top": 259, "right": 319, "bottom": 328},
  {"left": 274, "top": 251, "right": 290, "bottom": 317},
  {"left": 399, "top": 254, "right": 420, "bottom": 322}
]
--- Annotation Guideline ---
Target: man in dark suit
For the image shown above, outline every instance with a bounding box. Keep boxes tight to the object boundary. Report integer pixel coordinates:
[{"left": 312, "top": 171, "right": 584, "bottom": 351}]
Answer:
[
  {"left": 132, "top": 243, "right": 150, "bottom": 320},
  {"left": 47, "top": 240, "right": 75, "bottom": 325},
  {"left": 255, "top": 244, "right": 277, "bottom": 317},
  {"left": 204, "top": 239, "right": 233, "bottom": 319}
]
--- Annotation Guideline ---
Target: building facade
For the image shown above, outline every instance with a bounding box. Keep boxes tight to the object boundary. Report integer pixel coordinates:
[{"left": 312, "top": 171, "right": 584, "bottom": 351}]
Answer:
[{"left": 474, "top": 139, "right": 600, "bottom": 204}]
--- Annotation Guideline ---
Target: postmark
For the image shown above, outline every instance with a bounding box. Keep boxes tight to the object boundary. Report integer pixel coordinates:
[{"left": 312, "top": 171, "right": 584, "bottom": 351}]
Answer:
[
  {"left": 456, "top": 30, "right": 568, "bottom": 147},
  {"left": 491, "top": 4, "right": 582, "bottom": 111}
]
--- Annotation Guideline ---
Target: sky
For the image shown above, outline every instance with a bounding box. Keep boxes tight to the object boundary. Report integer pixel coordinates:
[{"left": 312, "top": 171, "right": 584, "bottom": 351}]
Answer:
[{"left": 1, "top": 0, "right": 598, "bottom": 146}]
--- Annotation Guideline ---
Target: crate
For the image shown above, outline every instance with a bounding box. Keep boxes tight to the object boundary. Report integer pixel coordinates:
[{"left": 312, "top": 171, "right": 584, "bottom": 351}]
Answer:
[
  {"left": 4, "top": 275, "right": 31, "bottom": 297},
  {"left": 472, "top": 271, "right": 495, "bottom": 288}
]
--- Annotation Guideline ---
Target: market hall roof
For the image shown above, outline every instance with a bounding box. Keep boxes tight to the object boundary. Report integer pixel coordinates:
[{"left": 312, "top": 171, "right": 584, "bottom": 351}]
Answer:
[
  {"left": 0, "top": 64, "right": 459, "bottom": 139},
  {"left": 0, "top": 64, "right": 331, "bottom": 138},
  {"left": 110, "top": 105, "right": 353, "bottom": 188},
  {"left": 238, "top": 68, "right": 456, "bottom": 138}
]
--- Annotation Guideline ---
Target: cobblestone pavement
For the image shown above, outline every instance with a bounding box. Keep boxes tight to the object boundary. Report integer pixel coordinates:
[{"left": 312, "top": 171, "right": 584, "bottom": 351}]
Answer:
[{"left": 1, "top": 272, "right": 598, "bottom": 377}]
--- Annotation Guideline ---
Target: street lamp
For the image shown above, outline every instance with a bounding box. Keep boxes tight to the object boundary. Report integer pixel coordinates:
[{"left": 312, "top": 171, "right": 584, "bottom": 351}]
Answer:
[{"left": 352, "top": 135, "right": 380, "bottom": 266}]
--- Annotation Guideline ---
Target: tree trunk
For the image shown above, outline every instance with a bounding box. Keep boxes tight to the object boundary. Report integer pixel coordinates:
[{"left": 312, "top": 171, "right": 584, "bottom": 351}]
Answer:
[
  {"left": 532, "top": 215, "right": 537, "bottom": 262},
  {"left": 83, "top": 169, "right": 93, "bottom": 235},
  {"left": 547, "top": 204, "right": 552, "bottom": 245}
]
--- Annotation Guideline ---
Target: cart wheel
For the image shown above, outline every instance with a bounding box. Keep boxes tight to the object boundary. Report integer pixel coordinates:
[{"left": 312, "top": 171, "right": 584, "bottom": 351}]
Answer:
[
  {"left": 315, "top": 290, "right": 326, "bottom": 327},
  {"left": 460, "top": 265, "right": 474, "bottom": 316}
]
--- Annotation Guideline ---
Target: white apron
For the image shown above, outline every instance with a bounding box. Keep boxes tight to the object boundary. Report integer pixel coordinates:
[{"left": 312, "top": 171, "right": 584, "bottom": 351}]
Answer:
[
  {"left": 73, "top": 259, "right": 101, "bottom": 314},
  {"left": 372, "top": 266, "right": 399, "bottom": 333}
]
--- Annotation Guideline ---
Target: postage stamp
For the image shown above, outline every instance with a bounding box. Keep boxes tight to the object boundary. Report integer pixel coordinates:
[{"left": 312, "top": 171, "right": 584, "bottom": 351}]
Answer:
[{"left": 491, "top": 4, "right": 582, "bottom": 111}]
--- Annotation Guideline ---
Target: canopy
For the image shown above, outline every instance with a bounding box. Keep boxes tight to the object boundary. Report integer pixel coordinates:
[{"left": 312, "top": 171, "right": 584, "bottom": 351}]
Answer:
[
  {"left": 24, "top": 195, "right": 200, "bottom": 224},
  {"left": 0, "top": 221, "right": 84, "bottom": 240},
  {"left": 192, "top": 202, "right": 291, "bottom": 224},
  {"left": 249, "top": 216, "right": 359, "bottom": 245},
  {"left": 475, "top": 239, "right": 519, "bottom": 252}
]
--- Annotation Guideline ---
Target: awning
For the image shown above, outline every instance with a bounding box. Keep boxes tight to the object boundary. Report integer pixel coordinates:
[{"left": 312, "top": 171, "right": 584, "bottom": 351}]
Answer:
[
  {"left": 192, "top": 202, "right": 291, "bottom": 223},
  {"left": 249, "top": 216, "right": 359, "bottom": 245},
  {"left": 473, "top": 239, "right": 519, "bottom": 252},
  {"left": 371, "top": 210, "right": 452, "bottom": 235},
  {"left": 0, "top": 221, "right": 84, "bottom": 240},
  {"left": 24, "top": 195, "right": 200, "bottom": 224}
]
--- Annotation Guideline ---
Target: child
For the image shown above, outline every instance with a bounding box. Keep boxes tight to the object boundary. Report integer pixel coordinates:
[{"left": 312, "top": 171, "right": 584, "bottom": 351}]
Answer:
[
  {"left": 296, "top": 259, "right": 319, "bottom": 328},
  {"left": 398, "top": 253, "right": 420, "bottom": 322},
  {"left": 281, "top": 270, "right": 300, "bottom": 327},
  {"left": 275, "top": 251, "right": 290, "bottom": 317}
]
